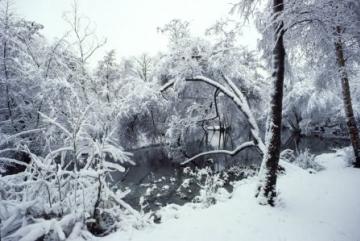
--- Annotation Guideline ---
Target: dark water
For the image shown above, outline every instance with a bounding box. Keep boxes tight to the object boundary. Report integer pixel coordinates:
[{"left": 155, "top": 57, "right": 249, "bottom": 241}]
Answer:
[
  {"left": 113, "top": 130, "right": 350, "bottom": 211},
  {"left": 281, "top": 130, "right": 349, "bottom": 155}
]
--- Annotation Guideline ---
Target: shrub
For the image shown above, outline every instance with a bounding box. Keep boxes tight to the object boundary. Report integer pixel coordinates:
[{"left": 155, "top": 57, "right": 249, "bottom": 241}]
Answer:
[
  {"left": 282, "top": 148, "right": 324, "bottom": 172},
  {"left": 0, "top": 109, "right": 144, "bottom": 240}
]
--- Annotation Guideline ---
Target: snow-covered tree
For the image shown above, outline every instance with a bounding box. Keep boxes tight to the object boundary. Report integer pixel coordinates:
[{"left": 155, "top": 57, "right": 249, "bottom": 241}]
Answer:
[
  {"left": 271, "top": 0, "right": 360, "bottom": 167},
  {"left": 63, "top": 0, "right": 106, "bottom": 104},
  {"left": 95, "top": 49, "right": 120, "bottom": 103},
  {"left": 160, "top": 17, "right": 266, "bottom": 163},
  {"left": 0, "top": 0, "right": 44, "bottom": 135},
  {"left": 157, "top": 19, "right": 268, "bottom": 161},
  {"left": 132, "top": 53, "right": 156, "bottom": 82}
]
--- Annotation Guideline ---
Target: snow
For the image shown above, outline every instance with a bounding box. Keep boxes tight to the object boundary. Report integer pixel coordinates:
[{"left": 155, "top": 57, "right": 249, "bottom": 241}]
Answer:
[{"left": 103, "top": 150, "right": 360, "bottom": 241}]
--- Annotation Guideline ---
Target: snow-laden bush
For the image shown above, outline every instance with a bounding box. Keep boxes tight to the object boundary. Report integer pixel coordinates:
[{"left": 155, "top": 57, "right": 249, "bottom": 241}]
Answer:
[
  {"left": 0, "top": 107, "right": 145, "bottom": 241},
  {"left": 282, "top": 149, "right": 324, "bottom": 172},
  {"left": 225, "top": 165, "right": 258, "bottom": 182},
  {"left": 179, "top": 167, "right": 230, "bottom": 208}
]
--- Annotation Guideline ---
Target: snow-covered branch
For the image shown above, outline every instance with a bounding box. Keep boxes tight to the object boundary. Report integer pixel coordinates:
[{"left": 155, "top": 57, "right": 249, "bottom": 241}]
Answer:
[
  {"left": 181, "top": 141, "right": 256, "bottom": 165},
  {"left": 161, "top": 75, "right": 266, "bottom": 163}
]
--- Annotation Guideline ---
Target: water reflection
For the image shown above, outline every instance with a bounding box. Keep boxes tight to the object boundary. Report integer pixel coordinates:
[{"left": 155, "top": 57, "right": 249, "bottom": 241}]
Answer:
[
  {"left": 282, "top": 130, "right": 349, "bottom": 154},
  {"left": 114, "top": 129, "right": 350, "bottom": 211}
]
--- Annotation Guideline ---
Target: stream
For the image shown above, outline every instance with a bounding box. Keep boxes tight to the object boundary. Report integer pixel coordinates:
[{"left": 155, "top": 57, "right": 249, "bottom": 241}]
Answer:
[{"left": 113, "top": 130, "right": 350, "bottom": 211}]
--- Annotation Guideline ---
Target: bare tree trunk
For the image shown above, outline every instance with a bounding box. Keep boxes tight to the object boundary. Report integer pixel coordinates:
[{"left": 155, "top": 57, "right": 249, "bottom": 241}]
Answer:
[
  {"left": 335, "top": 26, "right": 360, "bottom": 168},
  {"left": 256, "top": 0, "right": 285, "bottom": 206}
]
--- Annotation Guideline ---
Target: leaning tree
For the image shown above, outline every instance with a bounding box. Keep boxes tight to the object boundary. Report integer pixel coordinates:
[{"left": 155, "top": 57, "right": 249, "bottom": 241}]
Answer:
[{"left": 160, "top": 0, "right": 288, "bottom": 205}]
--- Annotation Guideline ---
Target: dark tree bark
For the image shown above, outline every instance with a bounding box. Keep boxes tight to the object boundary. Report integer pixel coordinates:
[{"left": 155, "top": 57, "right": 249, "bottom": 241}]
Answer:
[
  {"left": 335, "top": 26, "right": 360, "bottom": 168},
  {"left": 256, "top": 0, "right": 286, "bottom": 206}
]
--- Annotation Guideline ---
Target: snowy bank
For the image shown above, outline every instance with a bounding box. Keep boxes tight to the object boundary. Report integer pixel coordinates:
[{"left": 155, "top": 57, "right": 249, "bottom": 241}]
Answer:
[{"left": 102, "top": 149, "right": 360, "bottom": 241}]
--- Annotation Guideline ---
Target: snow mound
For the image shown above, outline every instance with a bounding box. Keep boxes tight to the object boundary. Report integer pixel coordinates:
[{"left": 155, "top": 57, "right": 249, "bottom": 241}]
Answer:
[
  {"left": 103, "top": 151, "right": 360, "bottom": 241},
  {"left": 314, "top": 151, "right": 348, "bottom": 170}
]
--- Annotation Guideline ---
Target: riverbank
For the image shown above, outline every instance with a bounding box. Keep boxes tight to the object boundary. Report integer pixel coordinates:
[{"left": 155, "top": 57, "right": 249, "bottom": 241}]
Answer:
[{"left": 102, "top": 148, "right": 360, "bottom": 241}]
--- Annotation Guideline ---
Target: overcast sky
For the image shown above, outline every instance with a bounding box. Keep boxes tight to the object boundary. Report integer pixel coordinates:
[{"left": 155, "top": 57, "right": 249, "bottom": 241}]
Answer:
[{"left": 15, "top": 0, "right": 258, "bottom": 64}]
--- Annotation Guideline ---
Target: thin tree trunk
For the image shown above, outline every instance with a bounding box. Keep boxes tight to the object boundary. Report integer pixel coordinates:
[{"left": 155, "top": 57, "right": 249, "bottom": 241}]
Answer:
[
  {"left": 256, "top": 0, "right": 285, "bottom": 206},
  {"left": 3, "top": 39, "right": 17, "bottom": 132},
  {"left": 335, "top": 26, "right": 360, "bottom": 168}
]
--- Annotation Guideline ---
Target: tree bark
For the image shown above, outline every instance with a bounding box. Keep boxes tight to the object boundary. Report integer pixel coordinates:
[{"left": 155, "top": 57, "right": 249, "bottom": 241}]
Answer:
[
  {"left": 335, "top": 26, "right": 360, "bottom": 168},
  {"left": 256, "top": 0, "right": 285, "bottom": 206}
]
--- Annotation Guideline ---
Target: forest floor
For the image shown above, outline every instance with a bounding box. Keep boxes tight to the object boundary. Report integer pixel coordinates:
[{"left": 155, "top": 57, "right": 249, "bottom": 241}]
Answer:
[{"left": 102, "top": 149, "right": 360, "bottom": 241}]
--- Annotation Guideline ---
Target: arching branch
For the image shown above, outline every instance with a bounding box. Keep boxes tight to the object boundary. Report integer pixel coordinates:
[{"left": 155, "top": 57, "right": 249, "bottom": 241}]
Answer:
[
  {"left": 160, "top": 75, "right": 266, "bottom": 164},
  {"left": 181, "top": 141, "right": 256, "bottom": 165}
]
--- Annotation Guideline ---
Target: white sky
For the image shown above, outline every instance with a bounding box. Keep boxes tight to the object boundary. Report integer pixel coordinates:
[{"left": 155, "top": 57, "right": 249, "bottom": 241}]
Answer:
[{"left": 15, "top": 0, "right": 259, "bottom": 64}]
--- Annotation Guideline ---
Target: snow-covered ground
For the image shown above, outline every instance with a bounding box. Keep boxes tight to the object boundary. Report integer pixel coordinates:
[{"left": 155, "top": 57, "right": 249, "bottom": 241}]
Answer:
[{"left": 103, "top": 150, "right": 360, "bottom": 241}]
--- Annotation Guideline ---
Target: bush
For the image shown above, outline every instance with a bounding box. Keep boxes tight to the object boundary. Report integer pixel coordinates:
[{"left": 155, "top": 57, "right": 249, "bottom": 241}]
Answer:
[
  {"left": 282, "top": 148, "right": 324, "bottom": 172},
  {"left": 0, "top": 109, "right": 144, "bottom": 240},
  {"left": 177, "top": 166, "right": 230, "bottom": 208}
]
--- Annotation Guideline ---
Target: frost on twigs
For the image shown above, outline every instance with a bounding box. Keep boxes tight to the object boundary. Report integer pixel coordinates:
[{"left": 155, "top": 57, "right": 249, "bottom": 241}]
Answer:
[
  {"left": 177, "top": 165, "right": 257, "bottom": 208},
  {"left": 230, "top": 0, "right": 259, "bottom": 22},
  {"left": 186, "top": 167, "right": 230, "bottom": 207},
  {"left": 0, "top": 106, "right": 145, "bottom": 240}
]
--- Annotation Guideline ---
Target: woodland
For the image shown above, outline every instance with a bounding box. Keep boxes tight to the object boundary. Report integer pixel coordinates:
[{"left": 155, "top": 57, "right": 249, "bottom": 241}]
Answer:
[{"left": 0, "top": 0, "right": 360, "bottom": 240}]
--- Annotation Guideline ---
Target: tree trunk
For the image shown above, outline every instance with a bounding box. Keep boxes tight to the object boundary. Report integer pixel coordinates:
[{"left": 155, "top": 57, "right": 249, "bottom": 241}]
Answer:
[
  {"left": 335, "top": 26, "right": 360, "bottom": 168},
  {"left": 256, "top": 0, "right": 285, "bottom": 206}
]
